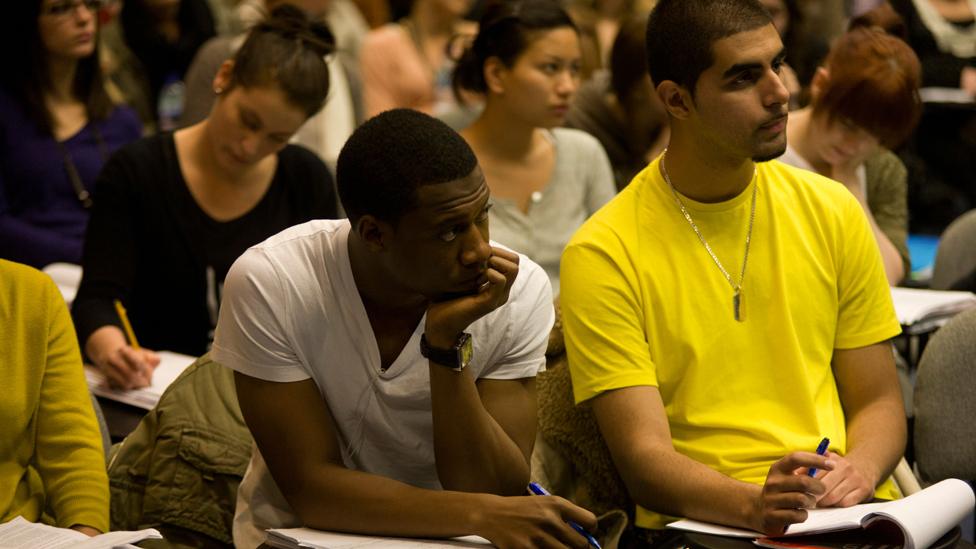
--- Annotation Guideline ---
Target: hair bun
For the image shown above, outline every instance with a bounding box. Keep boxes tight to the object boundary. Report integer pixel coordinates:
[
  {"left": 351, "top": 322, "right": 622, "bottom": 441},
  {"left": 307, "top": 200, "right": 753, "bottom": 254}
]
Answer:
[{"left": 265, "top": 4, "right": 336, "bottom": 58}]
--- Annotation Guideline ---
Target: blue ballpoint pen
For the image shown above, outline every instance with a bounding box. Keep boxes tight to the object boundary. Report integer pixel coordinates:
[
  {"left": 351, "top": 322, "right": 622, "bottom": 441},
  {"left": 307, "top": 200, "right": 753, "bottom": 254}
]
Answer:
[
  {"left": 807, "top": 437, "right": 830, "bottom": 477},
  {"left": 527, "top": 482, "right": 602, "bottom": 549}
]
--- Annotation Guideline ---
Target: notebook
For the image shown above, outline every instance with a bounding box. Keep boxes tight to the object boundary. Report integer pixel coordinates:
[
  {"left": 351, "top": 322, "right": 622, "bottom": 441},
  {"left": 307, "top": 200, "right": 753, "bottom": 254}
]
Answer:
[
  {"left": 84, "top": 351, "right": 197, "bottom": 410},
  {"left": 667, "top": 479, "right": 974, "bottom": 549}
]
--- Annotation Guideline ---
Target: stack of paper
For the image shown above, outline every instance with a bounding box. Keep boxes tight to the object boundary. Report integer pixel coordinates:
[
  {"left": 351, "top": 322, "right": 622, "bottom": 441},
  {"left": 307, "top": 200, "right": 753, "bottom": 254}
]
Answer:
[
  {"left": 890, "top": 287, "right": 976, "bottom": 335},
  {"left": 265, "top": 527, "right": 493, "bottom": 548},
  {"left": 0, "top": 516, "right": 161, "bottom": 548},
  {"left": 85, "top": 351, "right": 197, "bottom": 410},
  {"left": 667, "top": 478, "right": 975, "bottom": 549}
]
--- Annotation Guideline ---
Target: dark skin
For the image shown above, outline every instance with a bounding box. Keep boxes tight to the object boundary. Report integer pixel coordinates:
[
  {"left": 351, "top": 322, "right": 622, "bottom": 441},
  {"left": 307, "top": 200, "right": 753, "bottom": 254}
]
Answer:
[{"left": 234, "top": 166, "right": 596, "bottom": 548}]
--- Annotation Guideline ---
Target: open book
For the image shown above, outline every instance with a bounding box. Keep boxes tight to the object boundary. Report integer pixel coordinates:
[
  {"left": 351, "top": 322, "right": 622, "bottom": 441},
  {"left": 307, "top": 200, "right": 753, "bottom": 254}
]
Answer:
[
  {"left": 891, "top": 287, "right": 976, "bottom": 335},
  {"left": 0, "top": 516, "right": 161, "bottom": 548},
  {"left": 85, "top": 351, "right": 197, "bottom": 410},
  {"left": 265, "top": 527, "right": 493, "bottom": 548},
  {"left": 667, "top": 479, "right": 974, "bottom": 549}
]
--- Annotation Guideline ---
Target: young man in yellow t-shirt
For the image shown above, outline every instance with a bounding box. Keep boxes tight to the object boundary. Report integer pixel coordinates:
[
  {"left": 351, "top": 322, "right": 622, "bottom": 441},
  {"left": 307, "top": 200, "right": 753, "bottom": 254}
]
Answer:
[{"left": 560, "top": 0, "right": 906, "bottom": 538}]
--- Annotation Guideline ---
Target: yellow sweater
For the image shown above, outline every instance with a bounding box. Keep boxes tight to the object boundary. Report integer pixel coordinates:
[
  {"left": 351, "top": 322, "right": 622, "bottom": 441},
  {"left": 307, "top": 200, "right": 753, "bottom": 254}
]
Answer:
[{"left": 0, "top": 259, "right": 109, "bottom": 532}]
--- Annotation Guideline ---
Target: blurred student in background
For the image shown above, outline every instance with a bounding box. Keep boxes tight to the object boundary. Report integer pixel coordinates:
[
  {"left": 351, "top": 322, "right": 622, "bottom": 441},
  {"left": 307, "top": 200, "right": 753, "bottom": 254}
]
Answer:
[
  {"left": 360, "top": 0, "right": 476, "bottom": 120},
  {"left": 565, "top": 14, "right": 669, "bottom": 191},
  {"left": 73, "top": 6, "right": 340, "bottom": 390},
  {"left": 0, "top": 0, "right": 142, "bottom": 268},
  {"left": 781, "top": 27, "right": 921, "bottom": 284},
  {"left": 453, "top": 0, "right": 615, "bottom": 294}
]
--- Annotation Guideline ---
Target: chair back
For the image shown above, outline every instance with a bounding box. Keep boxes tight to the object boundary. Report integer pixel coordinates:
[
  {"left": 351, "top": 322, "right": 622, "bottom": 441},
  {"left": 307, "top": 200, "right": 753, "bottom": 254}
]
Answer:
[
  {"left": 913, "top": 308, "right": 976, "bottom": 483},
  {"left": 931, "top": 210, "right": 976, "bottom": 290}
]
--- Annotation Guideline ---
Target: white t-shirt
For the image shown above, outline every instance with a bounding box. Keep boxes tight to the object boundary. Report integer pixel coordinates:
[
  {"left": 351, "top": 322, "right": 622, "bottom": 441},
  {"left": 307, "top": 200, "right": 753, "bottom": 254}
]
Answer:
[{"left": 211, "top": 219, "right": 554, "bottom": 548}]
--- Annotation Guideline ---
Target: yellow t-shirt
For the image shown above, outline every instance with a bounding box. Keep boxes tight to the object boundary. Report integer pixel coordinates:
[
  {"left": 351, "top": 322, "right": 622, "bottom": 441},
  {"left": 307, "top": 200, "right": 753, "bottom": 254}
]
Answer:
[{"left": 561, "top": 158, "right": 902, "bottom": 529}]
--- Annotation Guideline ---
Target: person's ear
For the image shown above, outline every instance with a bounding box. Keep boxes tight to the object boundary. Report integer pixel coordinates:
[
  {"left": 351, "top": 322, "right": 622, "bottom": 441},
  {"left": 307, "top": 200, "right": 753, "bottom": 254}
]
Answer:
[
  {"left": 356, "top": 215, "right": 394, "bottom": 252},
  {"left": 483, "top": 56, "right": 508, "bottom": 95},
  {"left": 213, "top": 60, "right": 235, "bottom": 95},
  {"left": 657, "top": 80, "right": 693, "bottom": 120},
  {"left": 810, "top": 67, "right": 829, "bottom": 101}
]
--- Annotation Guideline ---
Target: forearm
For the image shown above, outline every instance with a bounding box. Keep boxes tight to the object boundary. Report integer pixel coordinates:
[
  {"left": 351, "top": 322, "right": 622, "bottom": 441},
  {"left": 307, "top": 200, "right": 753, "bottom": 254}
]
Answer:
[
  {"left": 620, "top": 442, "right": 762, "bottom": 530},
  {"left": 287, "top": 461, "right": 497, "bottom": 538},
  {"left": 429, "top": 365, "right": 530, "bottom": 495},
  {"left": 846, "top": 182, "right": 904, "bottom": 284},
  {"left": 843, "top": 392, "right": 906, "bottom": 489}
]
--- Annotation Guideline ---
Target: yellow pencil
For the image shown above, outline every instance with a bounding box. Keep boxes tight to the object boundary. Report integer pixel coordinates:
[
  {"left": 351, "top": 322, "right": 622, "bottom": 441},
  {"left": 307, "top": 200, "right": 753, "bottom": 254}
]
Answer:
[{"left": 114, "top": 299, "right": 141, "bottom": 350}]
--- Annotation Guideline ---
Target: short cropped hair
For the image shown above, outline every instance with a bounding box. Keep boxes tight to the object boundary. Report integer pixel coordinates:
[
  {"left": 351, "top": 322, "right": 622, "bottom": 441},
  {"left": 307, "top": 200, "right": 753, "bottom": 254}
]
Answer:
[
  {"left": 645, "top": 0, "right": 772, "bottom": 93},
  {"left": 336, "top": 109, "right": 479, "bottom": 224},
  {"left": 813, "top": 27, "right": 921, "bottom": 148}
]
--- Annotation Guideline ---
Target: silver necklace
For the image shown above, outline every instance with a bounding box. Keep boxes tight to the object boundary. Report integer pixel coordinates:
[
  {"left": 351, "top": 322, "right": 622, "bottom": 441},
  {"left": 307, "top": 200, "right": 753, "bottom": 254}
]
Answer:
[{"left": 660, "top": 153, "right": 757, "bottom": 322}]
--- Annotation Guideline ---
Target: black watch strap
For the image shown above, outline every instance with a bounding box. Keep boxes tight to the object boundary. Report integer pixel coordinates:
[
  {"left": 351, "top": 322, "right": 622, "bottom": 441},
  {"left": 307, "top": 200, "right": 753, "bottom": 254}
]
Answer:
[{"left": 420, "top": 332, "right": 473, "bottom": 372}]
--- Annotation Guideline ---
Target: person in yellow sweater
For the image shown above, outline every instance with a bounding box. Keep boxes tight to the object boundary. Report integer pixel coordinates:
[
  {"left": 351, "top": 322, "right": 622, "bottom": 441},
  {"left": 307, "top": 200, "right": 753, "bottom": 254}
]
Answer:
[{"left": 0, "top": 259, "right": 108, "bottom": 535}]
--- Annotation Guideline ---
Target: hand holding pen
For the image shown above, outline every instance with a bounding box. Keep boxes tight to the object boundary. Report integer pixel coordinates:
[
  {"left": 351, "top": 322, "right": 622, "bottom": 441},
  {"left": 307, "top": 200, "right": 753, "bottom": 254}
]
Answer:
[
  {"left": 528, "top": 482, "right": 602, "bottom": 548},
  {"left": 754, "top": 444, "right": 834, "bottom": 536}
]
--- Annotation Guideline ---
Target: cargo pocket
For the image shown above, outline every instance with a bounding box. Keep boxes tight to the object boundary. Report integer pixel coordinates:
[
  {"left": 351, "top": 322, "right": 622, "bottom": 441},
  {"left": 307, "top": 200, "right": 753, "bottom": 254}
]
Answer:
[{"left": 141, "top": 426, "right": 252, "bottom": 545}]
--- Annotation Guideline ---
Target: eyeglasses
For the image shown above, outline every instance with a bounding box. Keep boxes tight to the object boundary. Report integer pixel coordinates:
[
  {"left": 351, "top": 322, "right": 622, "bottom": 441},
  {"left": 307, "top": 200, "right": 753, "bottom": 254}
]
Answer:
[{"left": 40, "top": 0, "right": 104, "bottom": 17}]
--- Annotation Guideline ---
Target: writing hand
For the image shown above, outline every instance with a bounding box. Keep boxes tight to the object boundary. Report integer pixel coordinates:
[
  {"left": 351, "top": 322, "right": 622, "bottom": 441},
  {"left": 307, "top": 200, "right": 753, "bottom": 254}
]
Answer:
[
  {"left": 87, "top": 325, "right": 160, "bottom": 390},
  {"left": 475, "top": 494, "right": 598, "bottom": 549},
  {"left": 425, "top": 246, "right": 519, "bottom": 347},
  {"left": 815, "top": 451, "right": 876, "bottom": 508},
  {"left": 754, "top": 452, "right": 833, "bottom": 536}
]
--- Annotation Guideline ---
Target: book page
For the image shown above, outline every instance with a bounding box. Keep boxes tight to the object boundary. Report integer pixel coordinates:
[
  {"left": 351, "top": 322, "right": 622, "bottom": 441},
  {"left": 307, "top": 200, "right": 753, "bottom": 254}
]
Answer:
[
  {"left": 783, "top": 503, "right": 887, "bottom": 535},
  {"left": 0, "top": 517, "right": 161, "bottom": 549},
  {"left": 666, "top": 503, "right": 890, "bottom": 538},
  {"left": 266, "top": 527, "right": 493, "bottom": 548},
  {"left": 865, "top": 479, "right": 975, "bottom": 549},
  {"left": 85, "top": 351, "right": 197, "bottom": 410}
]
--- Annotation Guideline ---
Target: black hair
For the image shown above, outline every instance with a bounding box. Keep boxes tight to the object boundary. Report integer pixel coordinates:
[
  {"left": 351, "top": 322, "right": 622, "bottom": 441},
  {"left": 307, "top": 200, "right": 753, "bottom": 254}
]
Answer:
[
  {"left": 452, "top": 0, "right": 577, "bottom": 99},
  {"left": 645, "top": 0, "right": 772, "bottom": 94},
  {"left": 2, "top": 0, "right": 114, "bottom": 133},
  {"left": 336, "top": 109, "right": 479, "bottom": 224},
  {"left": 228, "top": 4, "right": 335, "bottom": 117},
  {"left": 609, "top": 15, "right": 648, "bottom": 101}
]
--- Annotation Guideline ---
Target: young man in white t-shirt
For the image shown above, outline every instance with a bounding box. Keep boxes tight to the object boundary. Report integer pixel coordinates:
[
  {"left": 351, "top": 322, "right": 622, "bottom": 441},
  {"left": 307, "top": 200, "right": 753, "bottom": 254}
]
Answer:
[{"left": 212, "top": 109, "right": 596, "bottom": 548}]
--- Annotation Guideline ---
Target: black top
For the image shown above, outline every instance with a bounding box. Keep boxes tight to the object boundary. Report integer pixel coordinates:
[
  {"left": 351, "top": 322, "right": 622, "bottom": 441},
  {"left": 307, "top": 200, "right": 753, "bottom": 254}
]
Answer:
[
  {"left": 72, "top": 133, "right": 339, "bottom": 356},
  {"left": 890, "top": 0, "right": 976, "bottom": 88}
]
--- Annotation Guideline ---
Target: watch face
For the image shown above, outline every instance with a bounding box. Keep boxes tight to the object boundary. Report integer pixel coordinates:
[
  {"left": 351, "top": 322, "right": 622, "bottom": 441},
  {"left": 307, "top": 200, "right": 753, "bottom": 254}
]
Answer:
[{"left": 459, "top": 333, "right": 474, "bottom": 367}]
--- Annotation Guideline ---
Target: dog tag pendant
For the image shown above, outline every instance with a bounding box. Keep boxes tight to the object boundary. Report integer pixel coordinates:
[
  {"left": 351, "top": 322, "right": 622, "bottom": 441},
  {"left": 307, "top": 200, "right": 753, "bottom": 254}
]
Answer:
[{"left": 733, "top": 290, "right": 743, "bottom": 322}]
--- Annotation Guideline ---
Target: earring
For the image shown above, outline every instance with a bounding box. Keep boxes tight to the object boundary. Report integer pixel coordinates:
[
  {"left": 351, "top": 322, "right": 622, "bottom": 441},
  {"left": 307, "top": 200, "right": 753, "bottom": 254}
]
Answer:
[{"left": 214, "top": 86, "right": 223, "bottom": 95}]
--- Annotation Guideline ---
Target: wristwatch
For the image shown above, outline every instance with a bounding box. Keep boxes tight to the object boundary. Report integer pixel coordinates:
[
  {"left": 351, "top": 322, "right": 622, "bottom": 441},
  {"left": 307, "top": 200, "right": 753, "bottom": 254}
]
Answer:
[{"left": 420, "top": 332, "right": 473, "bottom": 372}]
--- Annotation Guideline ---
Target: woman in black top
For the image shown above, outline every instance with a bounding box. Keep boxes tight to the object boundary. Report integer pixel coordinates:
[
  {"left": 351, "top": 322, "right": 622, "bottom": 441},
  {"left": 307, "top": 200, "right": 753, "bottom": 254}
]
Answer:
[{"left": 73, "top": 5, "right": 339, "bottom": 389}]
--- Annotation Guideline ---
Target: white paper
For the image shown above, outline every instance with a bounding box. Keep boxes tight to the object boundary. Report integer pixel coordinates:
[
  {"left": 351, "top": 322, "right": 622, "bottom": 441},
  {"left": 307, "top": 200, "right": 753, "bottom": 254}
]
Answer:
[
  {"left": 919, "top": 87, "right": 975, "bottom": 104},
  {"left": 42, "top": 263, "right": 82, "bottom": 306},
  {"left": 666, "top": 478, "right": 975, "bottom": 547},
  {"left": 890, "top": 287, "right": 976, "bottom": 334},
  {"left": 85, "top": 351, "right": 197, "bottom": 410},
  {"left": 0, "top": 517, "right": 162, "bottom": 549},
  {"left": 265, "top": 527, "right": 493, "bottom": 548},
  {"left": 865, "top": 479, "right": 975, "bottom": 549}
]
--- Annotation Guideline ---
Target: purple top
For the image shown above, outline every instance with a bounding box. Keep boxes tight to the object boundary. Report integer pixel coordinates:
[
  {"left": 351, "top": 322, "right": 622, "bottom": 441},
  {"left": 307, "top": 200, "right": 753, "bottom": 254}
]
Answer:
[{"left": 0, "top": 88, "right": 142, "bottom": 268}]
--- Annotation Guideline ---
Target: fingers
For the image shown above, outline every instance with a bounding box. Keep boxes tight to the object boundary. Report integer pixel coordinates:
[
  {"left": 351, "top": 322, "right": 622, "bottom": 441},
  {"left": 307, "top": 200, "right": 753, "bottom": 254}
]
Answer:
[
  {"left": 762, "top": 508, "right": 809, "bottom": 537},
  {"left": 556, "top": 497, "right": 598, "bottom": 531},
  {"left": 771, "top": 451, "right": 833, "bottom": 476},
  {"left": 102, "top": 346, "right": 154, "bottom": 389},
  {"left": 817, "top": 453, "right": 871, "bottom": 508}
]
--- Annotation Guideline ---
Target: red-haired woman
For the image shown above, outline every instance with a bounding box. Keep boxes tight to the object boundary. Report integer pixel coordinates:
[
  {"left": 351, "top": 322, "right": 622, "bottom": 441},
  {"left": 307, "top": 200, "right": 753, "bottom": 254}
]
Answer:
[{"left": 782, "top": 27, "right": 922, "bottom": 284}]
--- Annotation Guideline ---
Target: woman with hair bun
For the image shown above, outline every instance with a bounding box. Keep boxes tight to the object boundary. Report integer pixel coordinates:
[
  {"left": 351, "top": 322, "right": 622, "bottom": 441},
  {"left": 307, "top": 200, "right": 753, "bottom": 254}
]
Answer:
[
  {"left": 73, "top": 5, "right": 340, "bottom": 390},
  {"left": 782, "top": 27, "right": 922, "bottom": 284},
  {"left": 453, "top": 0, "right": 615, "bottom": 294}
]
